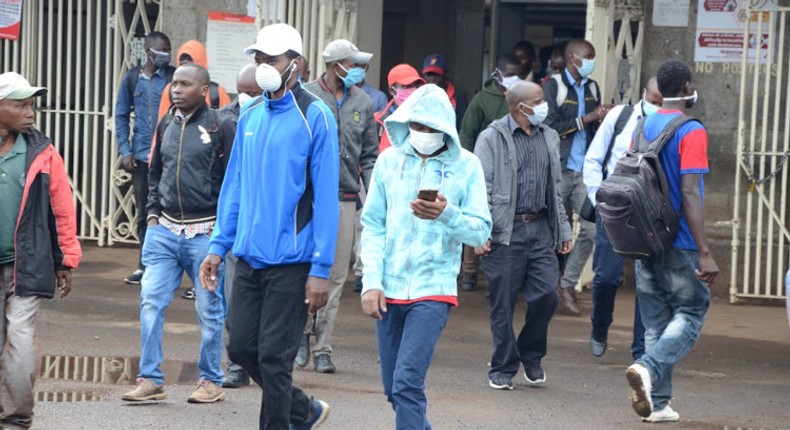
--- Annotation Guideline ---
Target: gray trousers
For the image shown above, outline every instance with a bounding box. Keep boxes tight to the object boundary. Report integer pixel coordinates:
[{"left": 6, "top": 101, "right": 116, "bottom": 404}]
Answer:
[
  {"left": 559, "top": 170, "right": 596, "bottom": 290},
  {"left": 223, "top": 255, "right": 243, "bottom": 374},
  {"left": 0, "top": 263, "right": 43, "bottom": 430}
]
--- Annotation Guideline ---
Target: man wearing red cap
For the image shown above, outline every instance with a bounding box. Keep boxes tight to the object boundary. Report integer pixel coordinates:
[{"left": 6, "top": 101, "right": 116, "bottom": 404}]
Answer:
[
  {"left": 374, "top": 64, "right": 425, "bottom": 153},
  {"left": 422, "top": 54, "right": 467, "bottom": 129}
]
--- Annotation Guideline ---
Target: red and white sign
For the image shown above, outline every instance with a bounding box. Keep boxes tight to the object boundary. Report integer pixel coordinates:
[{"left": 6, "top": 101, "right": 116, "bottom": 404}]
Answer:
[
  {"left": 0, "top": 0, "right": 23, "bottom": 41},
  {"left": 206, "top": 11, "right": 258, "bottom": 93},
  {"left": 694, "top": 0, "right": 777, "bottom": 63}
]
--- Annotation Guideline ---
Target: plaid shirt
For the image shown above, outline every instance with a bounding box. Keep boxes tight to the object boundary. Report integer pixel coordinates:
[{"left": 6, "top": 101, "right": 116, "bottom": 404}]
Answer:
[{"left": 159, "top": 216, "right": 214, "bottom": 239}]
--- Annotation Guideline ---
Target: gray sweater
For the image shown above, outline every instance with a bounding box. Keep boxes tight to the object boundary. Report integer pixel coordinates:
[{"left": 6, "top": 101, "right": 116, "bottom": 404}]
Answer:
[
  {"left": 473, "top": 115, "right": 571, "bottom": 248},
  {"left": 304, "top": 77, "right": 379, "bottom": 195}
]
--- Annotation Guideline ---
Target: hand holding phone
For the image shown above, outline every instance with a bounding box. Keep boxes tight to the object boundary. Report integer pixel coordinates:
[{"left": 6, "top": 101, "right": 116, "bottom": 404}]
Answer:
[{"left": 417, "top": 189, "right": 438, "bottom": 201}]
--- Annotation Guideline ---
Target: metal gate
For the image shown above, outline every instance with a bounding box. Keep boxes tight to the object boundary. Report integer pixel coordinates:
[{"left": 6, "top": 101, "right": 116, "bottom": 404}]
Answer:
[{"left": 732, "top": 6, "right": 790, "bottom": 301}]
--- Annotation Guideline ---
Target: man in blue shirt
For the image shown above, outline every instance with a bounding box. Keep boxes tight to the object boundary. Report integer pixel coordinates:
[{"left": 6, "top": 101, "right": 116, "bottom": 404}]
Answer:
[
  {"left": 114, "top": 31, "right": 174, "bottom": 285},
  {"left": 543, "top": 39, "right": 610, "bottom": 315}
]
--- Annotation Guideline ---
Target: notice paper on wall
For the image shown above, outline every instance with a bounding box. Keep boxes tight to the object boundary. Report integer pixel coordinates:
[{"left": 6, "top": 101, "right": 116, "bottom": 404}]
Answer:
[
  {"left": 653, "top": 0, "right": 690, "bottom": 27},
  {"left": 694, "top": 0, "right": 779, "bottom": 63},
  {"left": 0, "top": 0, "right": 23, "bottom": 41},
  {"left": 206, "top": 11, "right": 258, "bottom": 93}
]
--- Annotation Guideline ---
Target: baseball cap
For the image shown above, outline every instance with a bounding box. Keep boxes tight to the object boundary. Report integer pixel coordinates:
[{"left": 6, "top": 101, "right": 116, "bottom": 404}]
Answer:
[
  {"left": 0, "top": 72, "right": 47, "bottom": 100},
  {"left": 422, "top": 54, "right": 447, "bottom": 75},
  {"left": 244, "top": 23, "right": 303, "bottom": 56},
  {"left": 323, "top": 39, "right": 373, "bottom": 64},
  {"left": 387, "top": 64, "right": 425, "bottom": 87}
]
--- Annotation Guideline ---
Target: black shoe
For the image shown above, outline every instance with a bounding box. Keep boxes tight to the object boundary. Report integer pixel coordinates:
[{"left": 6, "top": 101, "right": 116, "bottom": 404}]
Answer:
[
  {"left": 353, "top": 275, "right": 363, "bottom": 293},
  {"left": 314, "top": 353, "right": 336, "bottom": 374},
  {"left": 461, "top": 273, "right": 477, "bottom": 292},
  {"left": 589, "top": 333, "right": 608, "bottom": 357},
  {"left": 181, "top": 287, "right": 195, "bottom": 300},
  {"left": 524, "top": 366, "right": 546, "bottom": 385},
  {"left": 222, "top": 370, "right": 250, "bottom": 388},
  {"left": 558, "top": 287, "right": 582, "bottom": 315},
  {"left": 124, "top": 269, "right": 144, "bottom": 285},
  {"left": 295, "top": 334, "right": 310, "bottom": 368}
]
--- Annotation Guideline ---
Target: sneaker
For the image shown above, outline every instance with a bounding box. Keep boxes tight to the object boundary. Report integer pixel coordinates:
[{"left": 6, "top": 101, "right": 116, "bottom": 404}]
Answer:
[
  {"left": 187, "top": 380, "right": 225, "bottom": 403},
  {"left": 524, "top": 366, "right": 546, "bottom": 385},
  {"left": 641, "top": 405, "right": 680, "bottom": 423},
  {"left": 626, "top": 363, "right": 653, "bottom": 418},
  {"left": 182, "top": 287, "right": 195, "bottom": 300},
  {"left": 124, "top": 269, "right": 144, "bottom": 285},
  {"left": 222, "top": 370, "right": 250, "bottom": 388},
  {"left": 293, "top": 399, "right": 330, "bottom": 430},
  {"left": 488, "top": 375, "right": 513, "bottom": 390},
  {"left": 121, "top": 378, "right": 166, "bottom": 401},
  {"left": 314, "top": 353, "right": 336, "bottom": 374},
  {"left": 460, "top": 272, "right": 477, "bottom": 292},
  {"left": 353, "top": 275, "right": 363, "bottom": 293},
  {"left": 295, "top": 333, "right": 310, "bottom": 368},
  {"left": 589, "top": 332, "right": 608, "bottom": 357}
]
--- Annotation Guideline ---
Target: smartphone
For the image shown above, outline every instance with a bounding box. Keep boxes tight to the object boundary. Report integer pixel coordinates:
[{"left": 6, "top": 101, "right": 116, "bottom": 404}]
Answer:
[{"left": 417, "top": 189, "right": 438, "bottom": 201}]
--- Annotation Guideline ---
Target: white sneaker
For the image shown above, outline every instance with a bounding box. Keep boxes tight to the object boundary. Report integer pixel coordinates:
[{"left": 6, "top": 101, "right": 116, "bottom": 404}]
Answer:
[
  {"left": 626, "top": 363, "right": 653, "bottom": 418},
  {"left": 642, "top": 405, "right": 680, "bottom": 423}
]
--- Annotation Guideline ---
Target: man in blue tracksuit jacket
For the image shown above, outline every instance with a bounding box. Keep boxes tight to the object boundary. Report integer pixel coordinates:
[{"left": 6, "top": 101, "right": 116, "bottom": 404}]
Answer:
[{"left": 200, "top": 23, "right": 338, "bottom": 430}]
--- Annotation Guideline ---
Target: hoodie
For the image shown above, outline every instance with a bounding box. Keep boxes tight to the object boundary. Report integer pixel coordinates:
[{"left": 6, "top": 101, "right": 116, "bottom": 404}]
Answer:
[
  {"left": 459, "top": 79, "right": 508, "bottom": 152},
  {"left": 360, "top": 84, "right": 492, "bottom": 301},
  {"left": 156, "top": 40, "right": 231, "bottom": 121}
]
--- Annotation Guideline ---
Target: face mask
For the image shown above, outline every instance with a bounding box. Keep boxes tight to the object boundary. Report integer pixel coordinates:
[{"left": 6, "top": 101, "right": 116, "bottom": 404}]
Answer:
[
  {"left": 520, "top": 102, "right": 549, "bottom": 125},
  {"left": 256, "top": 60, "right": 297, "bottom": 93},
  {"left": 393, "top": 86, "right": 417, "bottom": 106},
  {"left": 336, "top": 64, "right": 366, "bottom": 88},
  {"left": 574, "top": 55, "right": 595, "bottom": 78},
  {"left": 663, "top": 90, "right": 698, "bottom": 108},
  {"left": 150, "top": 48, "right": 171, "bottom": 69},
  {"left": 237, "top": 92, "right": 253, "bottom": 106},
  {"left": 409, "top": 129, "right": 445, "bottom": 155},
  {"left": 641, "top": 93, "right": 660, "bottom": 117},
  {"left": 500, "top": 75, "right": 521, "bottom": 90}
]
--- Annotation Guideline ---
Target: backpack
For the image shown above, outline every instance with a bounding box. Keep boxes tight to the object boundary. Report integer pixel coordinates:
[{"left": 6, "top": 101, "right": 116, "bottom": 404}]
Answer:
[
  {"left": 126, "top": 65, "right": 176, "bottom": 108},
  {"left": 579, "top": 104, "right": 634, "bottom": 222},
  {"left": 595, "top": 114, "right": 696, "bottom": 260},
  {"left": 550, "top": 73, "right": 598, "bottom": 106}
]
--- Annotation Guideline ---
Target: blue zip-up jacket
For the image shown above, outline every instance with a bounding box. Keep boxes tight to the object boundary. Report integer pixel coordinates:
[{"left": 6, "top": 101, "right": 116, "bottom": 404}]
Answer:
[
  {"left": 360, "top": 84, "right": 492, "bottom": 299},
  {"left": 115, "top": 66, "right": 172, "bottom": 162},
  {"left": 208, "top": 83, "right": 340, "bottom": 279}
]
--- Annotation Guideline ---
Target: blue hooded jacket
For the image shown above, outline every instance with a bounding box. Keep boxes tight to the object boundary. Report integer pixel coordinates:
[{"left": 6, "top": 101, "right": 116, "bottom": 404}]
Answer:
[
  {"left": 360, "top": 84, "right": 492, "bottom": 300},
  {"left": 208, "top": 84, "right": 340, "bottom": 279}
]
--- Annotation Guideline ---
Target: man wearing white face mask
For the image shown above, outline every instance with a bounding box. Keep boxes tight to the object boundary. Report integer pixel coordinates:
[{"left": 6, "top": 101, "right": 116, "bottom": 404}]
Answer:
[
  {"left": 200, "top": 23, "right": 338, "bottom": 430},
  {"left": 582, "top": 77, "right": 662, "bottom": 360},
  {"left": 544, "top": 39, "right": 610, "bottom": 316},
  {"left": 474, "top": 81, "right": 572, "bottom": 391},
  {"left": 299, "top": 39, "right": 379, "bottom": 374}
]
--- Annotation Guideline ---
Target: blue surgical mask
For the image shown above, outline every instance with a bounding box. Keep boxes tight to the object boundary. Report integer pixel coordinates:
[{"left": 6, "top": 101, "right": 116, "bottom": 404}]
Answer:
[
  {"left": 337, "top": 64, "right": 366, "bottom": 88},
  {"left": 641, "top": 93, "right": 660, "bottom": 117},
  {"left": 574, "top": 54, "right": 595, "bottom": 78},
  {"left": 520, "top": 102, "right": 549, "bottom": 125}
]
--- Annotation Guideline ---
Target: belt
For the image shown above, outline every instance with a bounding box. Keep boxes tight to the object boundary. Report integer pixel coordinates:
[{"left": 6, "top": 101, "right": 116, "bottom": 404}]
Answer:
[
  {"left": 339, "top": 193, "right": 359, "bottom": 201},
  {"left": 513, "top": 212, "right": 544, "bottom": 222}
]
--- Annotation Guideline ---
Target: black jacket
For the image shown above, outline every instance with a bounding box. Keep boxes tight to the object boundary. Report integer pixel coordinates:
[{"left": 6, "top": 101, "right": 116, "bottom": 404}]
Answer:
[
  {"left": 543, "top": 71, "right": 601, "bottom": 168},
  {"left": 147, "top": 103, "right": 236, "bottom": 223}
]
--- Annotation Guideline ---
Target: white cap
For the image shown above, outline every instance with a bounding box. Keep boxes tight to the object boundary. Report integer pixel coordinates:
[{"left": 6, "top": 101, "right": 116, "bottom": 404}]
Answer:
[
  {"left": 244, "top": 23, "right": 303, "bottom": 56},
  {"left": 0, "top": 72, "right": 47, "bottom": 100},
  {"left": 322, "top": 39, "right": 373, "bottom": 64}
]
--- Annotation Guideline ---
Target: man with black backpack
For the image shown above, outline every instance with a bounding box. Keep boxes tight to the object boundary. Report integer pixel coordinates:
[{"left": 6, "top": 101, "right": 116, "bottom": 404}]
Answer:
[
  {"left": 582, "top": 78, "right": 662, "bottom": 360},
  {"left": 115, "top": 31, "right": 174, "bottom": 285},
  {"left": 613, "top": 60, "right": 719, "bottom": 423}
]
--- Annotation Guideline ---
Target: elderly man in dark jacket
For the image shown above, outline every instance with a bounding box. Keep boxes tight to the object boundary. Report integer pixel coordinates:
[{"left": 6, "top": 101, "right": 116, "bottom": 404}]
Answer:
[{"left": 0, "top": 72, "right": 82, "bottom": 430}]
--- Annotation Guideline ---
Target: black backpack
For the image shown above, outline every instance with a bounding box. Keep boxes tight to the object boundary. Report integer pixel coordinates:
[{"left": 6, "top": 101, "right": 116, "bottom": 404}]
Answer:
[{"left": 595, "top": 114, "right": 696, "bottom": 260}]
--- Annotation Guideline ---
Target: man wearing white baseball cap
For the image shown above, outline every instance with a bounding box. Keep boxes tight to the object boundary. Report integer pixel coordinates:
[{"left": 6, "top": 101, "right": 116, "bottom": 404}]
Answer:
[
  {"left": 298, "top": 39, "right": 378, "bottom": 375},
  {"left": 201, "top": 23, "right": 338, "bottom": 430},
  {"left": 0, "top": 72, "right": 81, "bottom": 430}
]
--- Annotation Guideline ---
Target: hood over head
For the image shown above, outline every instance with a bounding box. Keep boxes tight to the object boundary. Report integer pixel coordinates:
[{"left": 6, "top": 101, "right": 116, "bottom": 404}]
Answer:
[
  {"left": 383, "top": 83, "right": 460, "bottom": 160},
  {"left": 177, "top": 40, "right": 209, "bottom": 68}
]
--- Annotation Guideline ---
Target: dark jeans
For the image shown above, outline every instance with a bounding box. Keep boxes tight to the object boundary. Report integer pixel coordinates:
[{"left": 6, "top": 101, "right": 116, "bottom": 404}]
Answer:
[
  {"left": 226, "top": 259, "right": 311, "bottom": 430},
  {"left": 592, "top": 214, "right": 645, "bottom": 359},
  {"left": 481, "top": 218, "right": 558, "bottom": 379},
  {"left": 133, "top": 162, "right": 149, "bottom": 270}
]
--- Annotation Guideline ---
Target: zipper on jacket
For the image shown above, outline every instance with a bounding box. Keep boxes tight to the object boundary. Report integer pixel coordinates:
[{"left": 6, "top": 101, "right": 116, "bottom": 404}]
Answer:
[
  {"left": 175, "top": 121, "right": 187, "bottom": 223},
  {"left": 405, "top": 158, "right": 428, "bottom": 299}
]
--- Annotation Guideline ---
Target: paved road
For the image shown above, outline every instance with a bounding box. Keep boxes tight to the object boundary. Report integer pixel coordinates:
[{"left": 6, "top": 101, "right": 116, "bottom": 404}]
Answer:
[{"left": 28, "top": 245, "right": 790, "bottom": 429}]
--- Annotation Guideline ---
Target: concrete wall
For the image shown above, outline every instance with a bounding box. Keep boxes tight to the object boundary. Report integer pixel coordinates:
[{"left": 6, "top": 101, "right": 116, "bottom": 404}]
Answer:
[
  {"left": 357, "top": 0, "right": 384, "bottom": 88},
  {"left": 162, "top": 0, "right": 248, "bottom": 53}
]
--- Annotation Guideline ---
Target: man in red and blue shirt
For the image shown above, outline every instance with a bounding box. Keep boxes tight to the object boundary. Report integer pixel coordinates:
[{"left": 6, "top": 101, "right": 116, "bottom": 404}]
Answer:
[{"left": 625, "top": 60, "right": 719, "bottom": 424}]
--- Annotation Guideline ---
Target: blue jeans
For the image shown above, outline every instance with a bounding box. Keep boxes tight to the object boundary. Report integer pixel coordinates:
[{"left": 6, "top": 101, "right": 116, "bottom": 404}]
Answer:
[
  {"left": 592, "top": 214, "right": 645, "bottom": 359},
  {"left": 139, "top": 224, "right": 226, "bottom": 385},
  {"left": 634, "top": 247, "right": 710, "bottom": 410},
  {"left": 377, "top": 301, "right": 450, "bottom": 430}
]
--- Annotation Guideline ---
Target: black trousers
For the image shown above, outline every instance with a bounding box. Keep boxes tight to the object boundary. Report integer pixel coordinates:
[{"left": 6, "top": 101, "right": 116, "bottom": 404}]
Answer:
[
  {"left": 227, "top": 258, "right": 311, "bottom": 430},
  {"left": 481, "top": 218, "right": 559, "bottom": 379},
  {"left": 132, "top": 162, "right": 149, "bottom": 270}
]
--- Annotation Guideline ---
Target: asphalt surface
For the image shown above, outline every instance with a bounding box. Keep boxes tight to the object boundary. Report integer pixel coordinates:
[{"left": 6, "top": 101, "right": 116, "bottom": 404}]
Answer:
[{"left": 26, "top": 244, "right": 790, "bottom": 429}]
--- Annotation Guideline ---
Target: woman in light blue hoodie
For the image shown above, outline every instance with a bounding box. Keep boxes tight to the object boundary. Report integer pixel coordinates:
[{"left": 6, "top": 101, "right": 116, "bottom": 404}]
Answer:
[{"left": 360, "top": 84, "right": 492, "bottom": 429}]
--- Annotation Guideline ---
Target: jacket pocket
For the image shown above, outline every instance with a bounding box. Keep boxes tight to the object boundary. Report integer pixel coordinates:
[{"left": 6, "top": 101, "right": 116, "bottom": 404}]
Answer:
[{"left": 490, "top": 193, "right": 511, "bottom": 234}]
